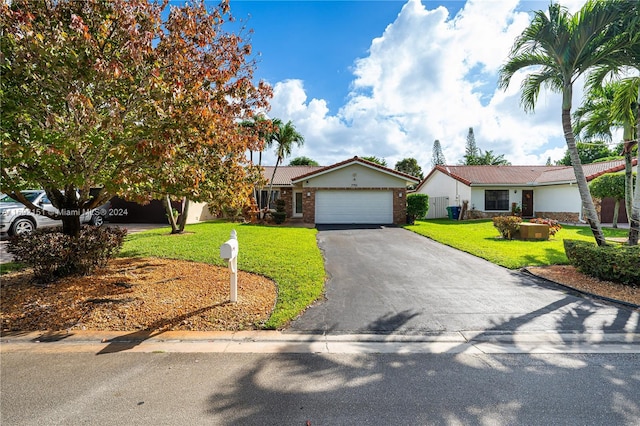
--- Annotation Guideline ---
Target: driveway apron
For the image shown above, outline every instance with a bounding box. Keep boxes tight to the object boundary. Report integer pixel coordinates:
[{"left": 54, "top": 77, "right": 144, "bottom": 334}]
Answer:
[{"left": 287, "top": 227, "right": 639, "bottom": 336}]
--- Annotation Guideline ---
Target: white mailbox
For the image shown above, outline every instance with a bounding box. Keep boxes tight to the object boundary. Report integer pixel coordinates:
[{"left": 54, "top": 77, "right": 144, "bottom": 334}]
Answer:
[
  {"left": 220, "top": 238, "right": 238, "bottom": 260},
  {"left": 219, "top": 230, "right": 239, "bottom": 302}
]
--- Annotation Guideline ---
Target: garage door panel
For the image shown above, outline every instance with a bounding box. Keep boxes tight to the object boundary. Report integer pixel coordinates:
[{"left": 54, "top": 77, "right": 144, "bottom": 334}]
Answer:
[{"left": 315, "top": 190, "right": 393, "bottom": 224}]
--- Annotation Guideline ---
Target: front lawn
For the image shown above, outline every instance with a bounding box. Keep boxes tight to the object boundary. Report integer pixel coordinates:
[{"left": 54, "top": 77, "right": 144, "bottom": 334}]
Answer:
[
  {"left": 119, "top": 221, "right": 325, "bottom": 329},
  {"left": 405, "top": 219, "right": 629, "bottom": 269}
]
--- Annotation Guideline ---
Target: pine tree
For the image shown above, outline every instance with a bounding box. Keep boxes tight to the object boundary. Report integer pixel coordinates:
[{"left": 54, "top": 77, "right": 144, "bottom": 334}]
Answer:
[
  {"left": 463, "top": 127, "right": 480, "bottom": 165},
  {"left": 432, "top": 140, "right": 446, "bottom": 167}
]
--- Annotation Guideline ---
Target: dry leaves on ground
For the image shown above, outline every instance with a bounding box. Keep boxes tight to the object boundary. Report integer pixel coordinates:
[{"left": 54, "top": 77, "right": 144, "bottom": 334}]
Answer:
[{"left": 1, "top": 257, "right": 277, "bottom": 332}]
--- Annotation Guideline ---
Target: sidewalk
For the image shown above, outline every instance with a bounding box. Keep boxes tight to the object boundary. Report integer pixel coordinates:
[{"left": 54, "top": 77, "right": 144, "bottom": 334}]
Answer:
[{"left": 2, "top": 329, "right": 639, "bottom": 355}]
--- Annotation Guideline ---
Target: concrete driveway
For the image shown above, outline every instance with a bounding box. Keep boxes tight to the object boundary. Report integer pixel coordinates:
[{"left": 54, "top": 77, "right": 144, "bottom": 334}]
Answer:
[{"left": 287, "top": 226, "right": 639, "bottom": 337}]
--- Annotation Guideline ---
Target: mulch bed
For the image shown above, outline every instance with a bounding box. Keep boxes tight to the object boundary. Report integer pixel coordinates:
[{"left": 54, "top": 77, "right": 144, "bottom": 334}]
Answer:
[{"left": 1, "top": 257, "right": 277, "bottom": 332}]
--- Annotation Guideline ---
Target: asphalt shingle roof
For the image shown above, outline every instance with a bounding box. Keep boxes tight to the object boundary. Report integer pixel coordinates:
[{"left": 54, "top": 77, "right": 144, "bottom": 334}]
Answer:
[{"left": 261, "top": 166, "right": 324, "bottom": 186}]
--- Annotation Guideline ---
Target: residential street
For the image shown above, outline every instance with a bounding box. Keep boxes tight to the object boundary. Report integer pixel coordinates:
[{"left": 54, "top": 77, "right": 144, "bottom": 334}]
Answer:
[{"left": 2, "top": 351, "right": 639, "bottom": 425}]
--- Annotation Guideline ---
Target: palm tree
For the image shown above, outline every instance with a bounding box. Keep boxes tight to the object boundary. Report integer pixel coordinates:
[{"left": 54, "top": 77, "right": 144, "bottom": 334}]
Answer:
[
  {"left": 476, "top": 149, "right": 511, "bottom": 166},
  {"left": 267, "top": 120, "right": 304, "bottom": 210},
  {"left": 574, "top": 80, "right": 638, "bottom": 241},
  {"left": 241, "top": 115, "right": 280, "bottom": 209},
  {"left": 498, "top": 0, "right": 632, "bottom": 246},
  {"left": 584, "top": 11, "right": 640, "bottom": 244}
]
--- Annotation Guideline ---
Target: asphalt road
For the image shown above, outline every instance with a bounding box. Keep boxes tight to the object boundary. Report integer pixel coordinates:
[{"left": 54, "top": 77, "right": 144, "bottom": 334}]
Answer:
[
  {"left": 288, "top": 226, "right": 640, "bottom": 336},
  {"left": 2, "top": 351, "right": 639, "bottom": 425}
]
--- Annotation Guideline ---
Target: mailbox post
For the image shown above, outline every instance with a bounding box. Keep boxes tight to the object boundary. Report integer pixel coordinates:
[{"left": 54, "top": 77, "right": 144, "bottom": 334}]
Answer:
[{"left": 219, "top": 230, "right": 239, "bottom": 302}]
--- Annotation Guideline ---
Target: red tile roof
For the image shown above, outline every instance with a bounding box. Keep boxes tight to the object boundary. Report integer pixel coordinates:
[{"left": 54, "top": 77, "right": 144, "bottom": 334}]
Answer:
[{"left": 418, "top": 159, "right": 636, "bottom": 189}]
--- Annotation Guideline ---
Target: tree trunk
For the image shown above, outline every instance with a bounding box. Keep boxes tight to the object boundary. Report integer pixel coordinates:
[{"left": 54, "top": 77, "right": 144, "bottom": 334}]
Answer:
[
  {"left": 628, "top": 85, "right": 640, "bottom": 246},
  {"left": 613, "top": 199, "right": 619, "bottom": 228},
  {"left": 624, "top": 148, "right": 633, "bottom": 225},
  {"left": 561, "top": 108, "right": 606, "bottom": 246},
  {"left": 177, "top": 197, "right": 189, "bottom": 233},
  {"left": 163, "top": 194, "right": 179, "bottom": 234},
  {"left": 61, "top": 215, "right": 82, "bottom": 238},
  {"left": 267, "top": 157, "right": 281, "bottom": 213}
]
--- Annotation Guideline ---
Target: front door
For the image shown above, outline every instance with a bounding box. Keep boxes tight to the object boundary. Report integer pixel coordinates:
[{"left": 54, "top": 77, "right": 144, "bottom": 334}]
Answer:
[
  {"left": 293, "top": 191, "right": 303, "bottom": 218},
  {"left": 521, "top": 190, "right": 534, "bottom": 217}
]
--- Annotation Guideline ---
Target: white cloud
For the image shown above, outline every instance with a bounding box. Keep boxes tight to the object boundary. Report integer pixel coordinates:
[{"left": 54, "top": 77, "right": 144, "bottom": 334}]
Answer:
[{"left": 265, "top": 0, "right": 589, "bottom": 170}]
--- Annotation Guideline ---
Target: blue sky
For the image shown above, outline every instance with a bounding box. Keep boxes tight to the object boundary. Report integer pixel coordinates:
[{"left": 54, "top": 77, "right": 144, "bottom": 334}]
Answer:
[{"left": 222, "top": 0, "right": 592, "bottom": 169}]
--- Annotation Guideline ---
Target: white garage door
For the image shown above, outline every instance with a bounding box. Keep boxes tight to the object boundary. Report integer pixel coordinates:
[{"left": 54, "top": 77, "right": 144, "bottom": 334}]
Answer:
[{"left": 315, "top": 190, "right": 393, "bottom": 224}]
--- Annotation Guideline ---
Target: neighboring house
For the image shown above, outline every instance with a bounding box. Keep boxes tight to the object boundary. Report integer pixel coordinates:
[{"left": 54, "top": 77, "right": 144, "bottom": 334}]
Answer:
[
  {"left": 264, "top": 157, "right": 420, "bottom": 225},
  {"left": 416, "top": 159, "right": 637, "bottom": 222}
]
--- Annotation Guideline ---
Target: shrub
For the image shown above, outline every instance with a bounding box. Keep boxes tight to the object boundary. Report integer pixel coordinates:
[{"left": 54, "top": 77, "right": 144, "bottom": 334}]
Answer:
[
  {"left": 407, "top": 194, "right": 429, "bottom": 224},
  {"left": 272, "top": 198, "right": 287, "bottom": 224},
  {"left": 530, "top": 217, "right": 562, "bottom": 236},
  {"left": 564, "top": 239, "right": 640, "bottom": 285},
  {"left": 492, "top": 216, "right": 522, "bottom": 239},
  {"left": 8, "top": 225, "right": 127, "bottom": 283}
]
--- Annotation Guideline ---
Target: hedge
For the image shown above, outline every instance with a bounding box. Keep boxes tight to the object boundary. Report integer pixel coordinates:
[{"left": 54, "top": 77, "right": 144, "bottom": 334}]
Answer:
[{"left": 563, "top": 239, "right": 640, "bottom": 285}]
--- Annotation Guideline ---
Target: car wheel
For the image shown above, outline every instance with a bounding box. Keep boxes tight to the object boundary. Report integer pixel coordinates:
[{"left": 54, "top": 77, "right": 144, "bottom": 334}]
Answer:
[
  {"left": 10, "top": 218, "right": 35, "bottom": 236},
  {"left": 90, "top": 213, "right": 105, "bottom": 227}
]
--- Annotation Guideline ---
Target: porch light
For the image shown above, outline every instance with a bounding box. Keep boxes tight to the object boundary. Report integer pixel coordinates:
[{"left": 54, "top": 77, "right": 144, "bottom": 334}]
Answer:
[{"left": 307, "top": 192, "right": 311, "bottom": 197}]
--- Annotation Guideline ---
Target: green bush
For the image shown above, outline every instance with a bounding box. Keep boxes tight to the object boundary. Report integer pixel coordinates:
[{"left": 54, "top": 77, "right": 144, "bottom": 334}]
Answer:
[
  {"left": 564, "top": 239, "right": 640, "bottom": 285},
  {"left": 407, "top": 194, "right": 429, "bottom": 223},
  {"left": 530, "top": 217, "right": 562, "bottom": 236},
  {"left": 492, "top": 216, "right": 522, "bottom": 239},
  {"left": 8, "top": 225, "right": 127, "bottom": 283},
  {"left": 272, "top": 198, "right": 287, "bottom": 224}
]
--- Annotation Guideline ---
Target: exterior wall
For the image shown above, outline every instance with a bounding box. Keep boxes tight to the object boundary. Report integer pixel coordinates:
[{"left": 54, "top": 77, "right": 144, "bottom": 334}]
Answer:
[
  {"left": 303, "top": 164, "right": 407, "bottom": 189},
  {"left": 418, "top": 171, "right": 471, "bottom": 207},
  {"left": 279, "top": 188, "right": 294, "bottom": 218},
  {"left": 302, "top": 188, "right": 317, "bottom": 223},
  {"left": 301, "top": 187, "right": 408, "bottom": 225},
  {"left": 185, "top": 201, "right": 216, "bottom": 224},
  {"left": 534, "top": 184, "right": 580, "bottom": 213},
  {"left": 393, "top": 188, "right": 408, "bottom": 224}
]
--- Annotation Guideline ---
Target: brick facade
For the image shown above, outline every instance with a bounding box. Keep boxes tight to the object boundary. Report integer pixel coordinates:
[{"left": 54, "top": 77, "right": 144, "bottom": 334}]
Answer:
[{"left": 279, "top": 189, "right": 294, "bottom": 218}]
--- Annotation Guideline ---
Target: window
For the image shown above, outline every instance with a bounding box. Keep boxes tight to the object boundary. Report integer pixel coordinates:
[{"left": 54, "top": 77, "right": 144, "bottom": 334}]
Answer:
[
  {"left": 485, "top": 190, "right": 509, "bottom": 211},
  {"left": 259, "top": 190, "right": 280, "bottom": 209},
  {"left": 295, "top": 192, "right": 303, "bottom": 214}
]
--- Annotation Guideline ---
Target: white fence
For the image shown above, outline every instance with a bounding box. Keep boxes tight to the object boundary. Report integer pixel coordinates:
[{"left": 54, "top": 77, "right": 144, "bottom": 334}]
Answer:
[{"left": 426, "top": 196, "right": 450, "bottom": 219}]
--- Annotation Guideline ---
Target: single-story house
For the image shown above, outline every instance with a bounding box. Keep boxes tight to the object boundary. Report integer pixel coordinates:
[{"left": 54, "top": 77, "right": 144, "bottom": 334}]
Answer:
[
  {"left": 262, "top": 156, "right": 420, "bottom": 225},
  {"left": 415, "top": 159, "right": 638, "bottom": 222}
]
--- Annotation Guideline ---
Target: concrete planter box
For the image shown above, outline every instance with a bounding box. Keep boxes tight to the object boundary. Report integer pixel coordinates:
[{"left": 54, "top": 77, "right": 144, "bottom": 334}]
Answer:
[{"left": 518, "top": 223, "right": 549, "bottom": 240}]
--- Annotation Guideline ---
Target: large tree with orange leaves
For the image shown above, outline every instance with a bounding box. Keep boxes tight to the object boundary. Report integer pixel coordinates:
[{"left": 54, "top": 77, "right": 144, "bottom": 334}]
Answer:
[{"left": 1, "top": 0, "right": 271, "bottom": 236}]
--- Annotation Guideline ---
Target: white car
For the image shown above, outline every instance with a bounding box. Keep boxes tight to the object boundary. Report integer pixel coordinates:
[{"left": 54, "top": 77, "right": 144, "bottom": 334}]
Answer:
[{"left": 0, "top": 190, "right": 103, "bottom": 236}]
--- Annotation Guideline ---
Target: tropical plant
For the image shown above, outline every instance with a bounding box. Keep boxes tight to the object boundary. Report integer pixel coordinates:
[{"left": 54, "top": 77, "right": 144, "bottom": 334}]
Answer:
[
  {"left": 590, "top": 173, "right": 627, "bottom": 228},
  {"left": 584, "top": 12, "right": 640, "bottom": 244},
  {"left": 475, "top": 149, "right": 511, "bottom": 166},
  {"left": 498, "top": 0, "right": 633, "bottom": 246},
  {"left": 267, "top": 120, "right": 305, "bottom": 209}
]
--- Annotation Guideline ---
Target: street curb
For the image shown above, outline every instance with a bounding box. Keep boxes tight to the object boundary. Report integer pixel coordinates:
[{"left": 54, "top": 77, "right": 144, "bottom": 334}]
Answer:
[{"left": 2, "top": 330, "right": 639, "bottom": 344}]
